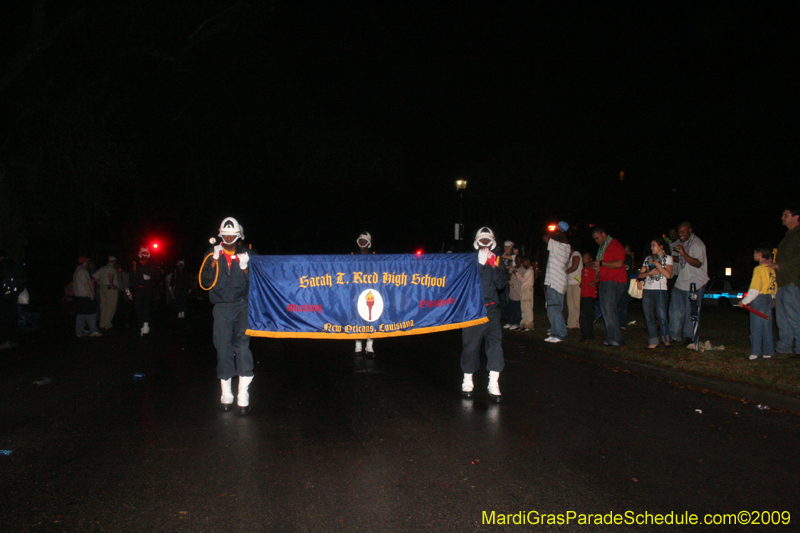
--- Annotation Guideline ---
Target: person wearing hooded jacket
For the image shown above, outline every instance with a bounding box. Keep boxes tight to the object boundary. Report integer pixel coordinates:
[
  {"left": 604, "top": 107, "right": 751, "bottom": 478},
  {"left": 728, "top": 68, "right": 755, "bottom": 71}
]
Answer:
[
  {"left": 199, "top": 217, "right": 254, "bottom": 415},
  {"left": 461, "top": 227, "right": 507, "bottom": 402}
]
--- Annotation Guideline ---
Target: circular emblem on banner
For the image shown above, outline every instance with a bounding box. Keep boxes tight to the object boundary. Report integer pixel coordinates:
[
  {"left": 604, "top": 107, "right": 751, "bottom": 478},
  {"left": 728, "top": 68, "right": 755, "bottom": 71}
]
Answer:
[{"left": 357, "top": 289, "right": 384, "bottom": 322}]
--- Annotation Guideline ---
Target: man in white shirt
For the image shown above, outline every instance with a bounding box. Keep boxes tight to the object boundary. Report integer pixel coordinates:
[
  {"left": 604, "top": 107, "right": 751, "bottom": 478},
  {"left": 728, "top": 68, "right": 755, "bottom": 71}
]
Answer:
[
  {"left": 668, "top": 222, "right": 709, "bottom": 346},
  {"left": 543, "top": 222, "right": 571, "bottom": 343}
]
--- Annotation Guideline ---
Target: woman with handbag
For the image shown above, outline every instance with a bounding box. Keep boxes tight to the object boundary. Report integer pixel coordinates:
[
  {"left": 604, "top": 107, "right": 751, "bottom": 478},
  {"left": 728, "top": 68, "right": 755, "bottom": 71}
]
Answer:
[{"left": 637, "top": 237, "right": 673, "bottom": 349}]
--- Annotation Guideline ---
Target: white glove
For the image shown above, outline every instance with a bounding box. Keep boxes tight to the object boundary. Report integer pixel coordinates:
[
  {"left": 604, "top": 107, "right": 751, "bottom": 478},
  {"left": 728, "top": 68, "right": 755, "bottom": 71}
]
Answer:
[
  {"left": 213, "top": 245, "right": 225, "bottom": 260},
  {"left": 478, "top": 248, "right": 489, "bottom": 265},
  {"left": 238, "top": 252, "right": 249, "bottom": 270}
]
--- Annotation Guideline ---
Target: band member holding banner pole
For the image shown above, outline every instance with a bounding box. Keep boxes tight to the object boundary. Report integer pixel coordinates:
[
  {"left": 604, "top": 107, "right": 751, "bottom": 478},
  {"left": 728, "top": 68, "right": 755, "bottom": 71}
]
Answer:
[
  {"left": 461, "top": 227, "right": 506, "bottom": 402},
  {"left": 199, "top": 217, "right": 254, "bottom": 415},
  {"left": 354, "top": 231, "right": 376, "bottom": 358}
]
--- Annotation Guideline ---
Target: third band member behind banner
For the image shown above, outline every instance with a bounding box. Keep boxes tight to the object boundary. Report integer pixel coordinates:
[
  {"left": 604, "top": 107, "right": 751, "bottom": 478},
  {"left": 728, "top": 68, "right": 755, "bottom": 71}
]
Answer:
[
  {"left": 199, "top": 217, "right": 254, "bottom": 415},
  {"left": 128, "top": 247, "right": 160, "bottom": 337},
  {"left": 461, "top": 227, "right": 506, "bottom": 402},
  {"left": 353, "top": 231, "right": 376, "bottom": 358}
]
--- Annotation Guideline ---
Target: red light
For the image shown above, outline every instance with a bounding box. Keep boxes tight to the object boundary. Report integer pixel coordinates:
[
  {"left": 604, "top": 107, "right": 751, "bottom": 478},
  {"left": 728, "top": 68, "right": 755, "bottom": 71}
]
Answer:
[
  {"left": 415, "top": 249, "right": 423, "bottom": 256},
  {"left": 152, "top": 242, "right": 159, "bottom": 249},
  {"left": 548, "top": 224, "right": 557, "bottom": 232}
]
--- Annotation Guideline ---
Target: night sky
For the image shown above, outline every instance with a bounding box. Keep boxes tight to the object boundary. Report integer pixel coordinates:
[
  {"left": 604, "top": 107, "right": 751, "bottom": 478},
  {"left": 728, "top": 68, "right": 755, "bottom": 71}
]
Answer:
[{"left": 1, "top": 1, "right": 797, "bottom": 288}]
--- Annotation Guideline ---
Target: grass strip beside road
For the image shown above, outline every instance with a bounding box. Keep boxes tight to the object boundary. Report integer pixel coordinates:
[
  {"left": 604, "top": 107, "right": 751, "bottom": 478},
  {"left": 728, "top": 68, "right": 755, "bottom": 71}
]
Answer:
[{"left": 518, "top": 299, "right": 800, "bottom": 396}]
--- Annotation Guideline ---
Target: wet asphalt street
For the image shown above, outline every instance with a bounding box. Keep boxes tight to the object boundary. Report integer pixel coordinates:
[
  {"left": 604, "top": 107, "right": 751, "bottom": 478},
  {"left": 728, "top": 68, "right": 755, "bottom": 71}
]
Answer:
[{"left": 2, "top": 306, "right": 800, "bottom": 532}]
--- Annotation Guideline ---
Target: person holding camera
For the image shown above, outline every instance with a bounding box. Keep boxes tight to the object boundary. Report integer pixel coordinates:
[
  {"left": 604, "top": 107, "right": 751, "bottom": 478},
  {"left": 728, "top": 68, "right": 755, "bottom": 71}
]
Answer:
[{"left": 637, "top": 237, "right": 673, "bottom": 349}]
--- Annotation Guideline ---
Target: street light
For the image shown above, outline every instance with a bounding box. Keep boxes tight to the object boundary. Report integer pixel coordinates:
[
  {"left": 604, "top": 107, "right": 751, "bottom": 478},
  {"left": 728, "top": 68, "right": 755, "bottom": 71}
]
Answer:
[{"left": 455, "top": 179, "right": 468, "bottom": 250}]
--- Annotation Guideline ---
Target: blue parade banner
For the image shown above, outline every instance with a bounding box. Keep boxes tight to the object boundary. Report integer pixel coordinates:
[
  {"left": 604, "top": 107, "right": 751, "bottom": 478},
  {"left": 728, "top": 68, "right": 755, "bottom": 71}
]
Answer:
[{"left": 246, "top": 253, "right": 488, "bottom": 339}]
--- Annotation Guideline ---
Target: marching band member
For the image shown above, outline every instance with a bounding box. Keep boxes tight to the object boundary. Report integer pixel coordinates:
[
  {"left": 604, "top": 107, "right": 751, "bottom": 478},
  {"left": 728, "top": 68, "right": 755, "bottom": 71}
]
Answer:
[
  {"left": 200, "top": 217, "right": 254, "bottom": 415},
  {"left": 461, "top": 227, "right": 506, "bottom": 402},
  {"left": 129, "top": 247, "right": 160, "bottom": 336},
  {"left": 354, "top": 231, "right": 376, "bottom": 358}
]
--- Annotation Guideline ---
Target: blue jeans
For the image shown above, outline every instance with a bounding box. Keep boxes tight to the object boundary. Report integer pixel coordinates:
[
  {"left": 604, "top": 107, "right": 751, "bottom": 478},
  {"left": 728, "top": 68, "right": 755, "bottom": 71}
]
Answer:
[
  {"left": 599, "top": 281, "right": 627, "bottom": 345},
  {"left": 75, "top": 313, "right": 98, "bottom": 336},
  {"left": 776, "top": 283, "right": 800, "bottom": 354},
  {"left": 749, "top": 293, "right": 774, "bottom": 356},
  {"left": 668, "top": 284, "right": 706, "bottom": 342},
  {"left": 545, "top": 286, "right": 567, "bottom": 340},
  {"left": 642, "top": 289, "right": 670, "bottom": 345}
]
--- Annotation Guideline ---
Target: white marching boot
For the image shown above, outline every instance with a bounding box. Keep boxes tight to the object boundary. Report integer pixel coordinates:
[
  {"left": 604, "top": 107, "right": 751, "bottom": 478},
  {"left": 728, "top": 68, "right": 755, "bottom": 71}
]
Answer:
[
  {"left": 365, "top": 338, "right": 375, "bottom": 359},
  {"left": 487, "top": 371, "right": 503, "bottom": 403},
  {"left": 142, "top": 322, "right": 150, "bottom": 335},
  {"left": 237, "top": 375, "right": 254, "bottom": 415},
  {"left": 220, "top": 379, "right": 234, "bottom": 411},
  {"left": 461, "top": 373, "right": 474, "bottom": 399},
  {"left": 354, "top": 340, "right": 363, "bottom": 355}
]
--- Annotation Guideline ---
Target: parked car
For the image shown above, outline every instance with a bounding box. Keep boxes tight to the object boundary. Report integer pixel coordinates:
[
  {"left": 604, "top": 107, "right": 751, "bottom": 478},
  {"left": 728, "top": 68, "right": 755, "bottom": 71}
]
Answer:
[{"left": 702, "top": 278, "right": 746, "bottom": 306}]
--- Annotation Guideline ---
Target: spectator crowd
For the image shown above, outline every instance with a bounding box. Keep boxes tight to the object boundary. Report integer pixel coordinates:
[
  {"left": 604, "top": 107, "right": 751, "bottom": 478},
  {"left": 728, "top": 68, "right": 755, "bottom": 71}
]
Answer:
[{"left": 499, "top": 207, "right": 800, "bottom": 361}]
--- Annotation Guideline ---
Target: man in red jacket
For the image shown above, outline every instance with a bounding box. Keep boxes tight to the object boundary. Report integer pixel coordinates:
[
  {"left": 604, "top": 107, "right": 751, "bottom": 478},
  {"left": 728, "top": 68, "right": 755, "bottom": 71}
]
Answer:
[{"left": 588, "top": 227, "right": 627, "bottom": 346}]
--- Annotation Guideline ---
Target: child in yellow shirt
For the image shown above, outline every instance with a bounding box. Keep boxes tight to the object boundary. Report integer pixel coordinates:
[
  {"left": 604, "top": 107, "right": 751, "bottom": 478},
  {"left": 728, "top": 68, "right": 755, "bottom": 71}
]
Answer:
[{"left": 740, "top": 245, "right": 777, "bottom": 360}]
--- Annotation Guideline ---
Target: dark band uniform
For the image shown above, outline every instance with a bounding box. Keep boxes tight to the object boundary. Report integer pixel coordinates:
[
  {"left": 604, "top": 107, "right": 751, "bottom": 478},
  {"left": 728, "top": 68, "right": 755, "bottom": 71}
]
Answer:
[
  {"left": 461, "top": 251, "right": 506, "bottom": 374},
  {"left": 200, "top": 244, "right": 253, "bottom": 381}
]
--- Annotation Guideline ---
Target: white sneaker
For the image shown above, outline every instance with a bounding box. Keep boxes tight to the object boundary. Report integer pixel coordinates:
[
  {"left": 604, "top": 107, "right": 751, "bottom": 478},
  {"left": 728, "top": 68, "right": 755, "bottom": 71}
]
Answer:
[
  {"left": 503, "top": 324, "right": 511, "bottom": 329},
  {"left": 544, "top": 336, "right": 555, "bottom": 342},
  {"left": 748, "top": 355, "right": 759, "bottom": 360},
  {"left": 549, "top": 337, "right": 563, "bottom": 344},
  {"left": 763, "top": 355, "right": 772, "bottom": 359},
  {"left": 508, "top": 325, "right": 519, "bottom": 331},
  {"left": 89, "top": 331, "right": 103, "bottom": 337}
]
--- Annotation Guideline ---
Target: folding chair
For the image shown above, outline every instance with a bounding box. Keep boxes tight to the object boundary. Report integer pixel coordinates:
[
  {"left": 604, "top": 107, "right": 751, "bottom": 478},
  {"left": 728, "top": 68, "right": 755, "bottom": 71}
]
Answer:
[{"left": 18, "top": 306, "right": 40, "bottom": 330}]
